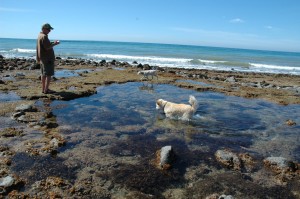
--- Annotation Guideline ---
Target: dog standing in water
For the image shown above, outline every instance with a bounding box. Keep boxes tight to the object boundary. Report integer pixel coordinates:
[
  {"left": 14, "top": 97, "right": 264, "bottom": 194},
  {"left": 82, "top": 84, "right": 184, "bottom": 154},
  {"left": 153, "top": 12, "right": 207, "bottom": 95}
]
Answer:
[
  {"left": 137, "top": 70, "right": 158, "bottom": 80},
  {"left": 156, "top": 95, "right": 198, "bottom": 121}
]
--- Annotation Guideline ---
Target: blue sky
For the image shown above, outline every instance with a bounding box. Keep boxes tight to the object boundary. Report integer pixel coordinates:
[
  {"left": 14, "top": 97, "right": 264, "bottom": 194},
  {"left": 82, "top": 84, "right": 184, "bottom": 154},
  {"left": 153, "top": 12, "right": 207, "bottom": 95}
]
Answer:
[{"left": 0, "top": 0, "right": 300, "bottom": 52}]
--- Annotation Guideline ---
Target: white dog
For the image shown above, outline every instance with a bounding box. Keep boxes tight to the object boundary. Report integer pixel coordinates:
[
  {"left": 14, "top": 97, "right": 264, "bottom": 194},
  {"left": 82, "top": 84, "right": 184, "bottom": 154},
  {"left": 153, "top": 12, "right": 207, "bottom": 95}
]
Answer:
[
  {"left": 156, "top": 95, "right": 198, "bottom": 121},
  {"left": 137, "top": 70, "right": 158, "bottom": 80}
]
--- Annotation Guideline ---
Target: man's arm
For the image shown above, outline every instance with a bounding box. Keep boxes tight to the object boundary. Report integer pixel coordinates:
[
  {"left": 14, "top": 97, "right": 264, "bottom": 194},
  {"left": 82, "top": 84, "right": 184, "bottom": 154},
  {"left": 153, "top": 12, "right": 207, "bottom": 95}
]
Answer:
[{"left": 42, "top": 35, "right": 59, "bottom": 50}]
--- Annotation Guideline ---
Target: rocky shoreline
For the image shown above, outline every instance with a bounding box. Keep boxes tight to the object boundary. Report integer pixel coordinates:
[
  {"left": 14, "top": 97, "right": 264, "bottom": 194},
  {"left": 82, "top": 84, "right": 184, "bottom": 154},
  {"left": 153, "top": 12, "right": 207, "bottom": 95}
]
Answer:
[
  {"left": 0, "top": 56, "right": 300, "bottom": 198},
  {"left": 1, "top": 56, "right": 299, "bottom": 104}
]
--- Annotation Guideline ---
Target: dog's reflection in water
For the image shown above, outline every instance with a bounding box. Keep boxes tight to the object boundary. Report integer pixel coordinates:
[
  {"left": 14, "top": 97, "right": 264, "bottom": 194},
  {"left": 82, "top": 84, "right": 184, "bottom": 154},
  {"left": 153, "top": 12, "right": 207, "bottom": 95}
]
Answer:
[{"left": 139, "top": 82, "right": 154, "bottom": 93}]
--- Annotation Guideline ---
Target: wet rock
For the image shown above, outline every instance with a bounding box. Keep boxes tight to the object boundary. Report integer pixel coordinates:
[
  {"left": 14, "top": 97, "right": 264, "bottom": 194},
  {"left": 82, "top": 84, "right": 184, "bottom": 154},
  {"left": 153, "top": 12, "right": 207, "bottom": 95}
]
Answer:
[
  {"left": 24, "top": 132, "right": 66, "bottom": 156},
  {"left": 263, "top": 157, "right": 294, "bottom": 174},
  {"left": 263, "top": 156, "right": 300, "bottom": 185},
  {"left": 238, "top": 153, "right": 256, "bottom": 172},
  {"left": 12, "top": 103, "right": 59, "bottom": 129},
  {"left": 143, "top": 64, "right": 151, "bottom": 70},
  {"left": 241, "top": 82, "right": 257, "bottom": 87},
  {"left": 137, "top": 63, "right": 143, "bottom": 68},
  {"left": 0, "top": 146, "right": 15, "bottom": 158},
  {"left": 286, "top": 119, "right": 296, "bottom": 126},
  {"left": 50, "top": 138, "right": 60, "bottom": 148},
  {"left": 15, "top": 72, "right": 25, "bottom": 77},
  {"left": 11, "top": 111, "right": 25, "bottom": 119},
  {"left": 215, "top": 149, "right": 241, "bottom": 170},
  {"left": 15, "top": 104, "right": 36, "bottom": 112},
  {"left": 7, "top": 190, "right": 28, "bottom": 198},
  {"left": 155, "top": 145, "right": 175, "bottom": 170},
  {"left": 0, "top": 176, "right": 14, "bottom": 187},
  {"left": 27, "top": 176, "right": 73, "bottom": 197},
  {"left": 0, "top": 127, "right": 23, "bottom": 137},
  {"left": 15, "top": 112, "right": 44, "bottom": 123}
]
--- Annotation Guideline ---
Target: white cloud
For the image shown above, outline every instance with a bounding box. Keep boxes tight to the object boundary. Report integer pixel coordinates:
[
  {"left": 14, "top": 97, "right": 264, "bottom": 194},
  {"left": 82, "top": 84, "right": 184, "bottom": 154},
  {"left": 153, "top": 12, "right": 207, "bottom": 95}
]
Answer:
[
  {"left": 230, "top": 18, "right": 245, "bottom": 23},
  {"left": 265, "top": 25, "right": 273, "bottom": 29}
]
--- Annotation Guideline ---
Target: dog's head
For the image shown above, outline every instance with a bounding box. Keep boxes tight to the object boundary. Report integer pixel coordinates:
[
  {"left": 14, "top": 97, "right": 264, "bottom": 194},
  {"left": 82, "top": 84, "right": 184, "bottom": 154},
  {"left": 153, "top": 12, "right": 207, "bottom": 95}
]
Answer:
[{"left": 156, "top": 99, "right": 165, "bottom": 110}]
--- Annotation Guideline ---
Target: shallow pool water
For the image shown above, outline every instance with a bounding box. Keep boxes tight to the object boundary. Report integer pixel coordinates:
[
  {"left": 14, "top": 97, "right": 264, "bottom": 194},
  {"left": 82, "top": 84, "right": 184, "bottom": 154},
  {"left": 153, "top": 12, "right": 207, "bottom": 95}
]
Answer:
[
  {"left": 176, "top": 79, "right": 222, "bottom": 88},
  {"left": 54, "top": 69, "right": 91, "bottom": 78},
  {"left": 51, "top": 82, "right": 300, "bottom": 160},
  {"left": 0, "top": 91, "right": 21, "bottom": 102},
  {"left": 9, "top": 82, "right": 300, "bottom": 197}
]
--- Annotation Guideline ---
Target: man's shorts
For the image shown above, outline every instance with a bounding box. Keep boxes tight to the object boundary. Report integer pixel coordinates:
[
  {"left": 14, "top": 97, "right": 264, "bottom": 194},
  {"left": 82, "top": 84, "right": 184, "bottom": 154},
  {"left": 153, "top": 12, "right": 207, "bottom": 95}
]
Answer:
[{"left": 41, "top": 61, "right": 54, "bottom": 76}]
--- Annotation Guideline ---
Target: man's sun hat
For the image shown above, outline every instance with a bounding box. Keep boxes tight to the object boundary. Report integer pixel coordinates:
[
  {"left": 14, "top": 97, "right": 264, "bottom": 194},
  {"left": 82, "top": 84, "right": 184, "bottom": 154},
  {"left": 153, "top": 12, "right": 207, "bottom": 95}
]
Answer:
[{"left": 42, "top": 23, "right": 54, "bottom": 30}]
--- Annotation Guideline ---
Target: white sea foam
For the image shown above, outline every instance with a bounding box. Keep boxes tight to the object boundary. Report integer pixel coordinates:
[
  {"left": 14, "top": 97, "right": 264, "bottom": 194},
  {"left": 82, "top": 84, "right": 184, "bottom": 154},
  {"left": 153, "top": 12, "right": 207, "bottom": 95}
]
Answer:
[
  {"left": 199, "top": 59, "right": 226, "bottom": 64},
  {"left": 250, "top": 63, "right": 298, "bottom": 71},
  {"left": 11, "top": 48, "right": 36, "bottom": 53},
  {"left": 86, "top": 53, "right": 189, "bottom": 63},
  {"left": 85, "top": 53, "right": 300, "bottom": 74}
]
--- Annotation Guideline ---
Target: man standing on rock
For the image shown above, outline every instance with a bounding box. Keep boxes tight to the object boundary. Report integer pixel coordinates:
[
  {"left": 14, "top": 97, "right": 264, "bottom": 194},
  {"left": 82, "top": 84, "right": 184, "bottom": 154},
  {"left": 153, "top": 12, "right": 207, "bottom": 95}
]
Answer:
[{"left": 36, "top": 23, "right": 60, "bottom": 94}]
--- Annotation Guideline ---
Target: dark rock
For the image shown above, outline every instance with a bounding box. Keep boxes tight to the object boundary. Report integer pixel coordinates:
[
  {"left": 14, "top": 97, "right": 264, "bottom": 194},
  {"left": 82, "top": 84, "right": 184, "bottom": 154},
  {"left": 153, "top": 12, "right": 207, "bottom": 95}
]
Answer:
[
  {"left": 143, "top": 64, "right": 151, "bottom": 70},
  {"left": 137, "top": 63, "right": 143, "bottom": 68}
]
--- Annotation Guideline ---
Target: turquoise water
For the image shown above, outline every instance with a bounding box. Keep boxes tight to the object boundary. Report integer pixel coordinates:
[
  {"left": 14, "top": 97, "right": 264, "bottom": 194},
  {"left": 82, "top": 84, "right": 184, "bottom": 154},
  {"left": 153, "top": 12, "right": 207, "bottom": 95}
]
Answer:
[{"left": 1, "top": 38, "right": 300, "bottom": 74}]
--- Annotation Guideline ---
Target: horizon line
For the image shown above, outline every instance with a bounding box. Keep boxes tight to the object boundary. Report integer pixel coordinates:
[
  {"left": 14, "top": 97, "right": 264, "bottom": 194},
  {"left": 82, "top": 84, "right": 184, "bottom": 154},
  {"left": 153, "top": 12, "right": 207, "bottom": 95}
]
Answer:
[{"left": 1, "top": 36, "right": 299, "bottom": 54}]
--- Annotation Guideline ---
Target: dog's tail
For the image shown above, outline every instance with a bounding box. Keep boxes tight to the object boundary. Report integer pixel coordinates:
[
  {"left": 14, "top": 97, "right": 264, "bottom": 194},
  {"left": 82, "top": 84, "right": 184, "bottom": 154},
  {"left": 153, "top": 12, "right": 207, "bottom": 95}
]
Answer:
[{"left": 189, "top": 95, "right": 198, "bottom": 112}]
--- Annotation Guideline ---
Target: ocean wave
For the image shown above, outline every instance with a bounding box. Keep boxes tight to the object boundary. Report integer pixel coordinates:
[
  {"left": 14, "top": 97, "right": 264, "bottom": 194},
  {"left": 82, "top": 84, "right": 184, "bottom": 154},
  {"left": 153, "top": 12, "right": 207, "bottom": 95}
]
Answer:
[
  {"left": 199, "top": 59, "right": 226, "bottom": 64},
  {"left": 86, "top": 54, "right": 189, "bottom": 63},
  {"left": 11, "top": 48, "right": 36, "bottom": 53},
  {"left": 189, "top": 59, "right": 250, "bottom": 68},
  {"left": 85, "top": 53, "right": 300, "bottom": 74},
  {"left": 223, "top": 61, "right": 251, "bottom": 68},
  {"left": 250, "top": 63, "right": 299, "bottom": 71},
  {"left": 189, "top": 59, "right": 225, "bottom": 65}
]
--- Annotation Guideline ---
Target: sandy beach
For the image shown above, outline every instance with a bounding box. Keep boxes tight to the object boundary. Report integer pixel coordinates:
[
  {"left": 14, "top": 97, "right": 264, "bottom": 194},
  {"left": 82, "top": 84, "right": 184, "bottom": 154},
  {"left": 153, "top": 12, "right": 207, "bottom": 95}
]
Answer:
[{"left": 0, "top": 57, "right": 300, "bottom": 198}]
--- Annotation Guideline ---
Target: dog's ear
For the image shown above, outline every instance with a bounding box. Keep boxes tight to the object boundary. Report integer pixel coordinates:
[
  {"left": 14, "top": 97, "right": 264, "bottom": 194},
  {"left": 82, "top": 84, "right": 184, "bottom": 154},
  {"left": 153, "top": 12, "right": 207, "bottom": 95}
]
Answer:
[{"left": 156, "top": 99, "right": 162, "bottom": 105}]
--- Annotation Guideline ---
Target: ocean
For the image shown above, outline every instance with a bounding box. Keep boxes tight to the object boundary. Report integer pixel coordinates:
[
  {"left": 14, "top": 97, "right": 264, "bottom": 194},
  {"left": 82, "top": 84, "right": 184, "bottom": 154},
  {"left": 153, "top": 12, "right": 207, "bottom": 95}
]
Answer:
[{"left": 1, "top": 37, "right": 300, "bottom": 75}]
